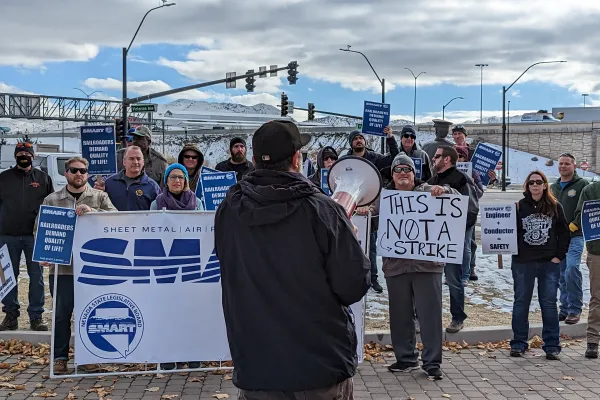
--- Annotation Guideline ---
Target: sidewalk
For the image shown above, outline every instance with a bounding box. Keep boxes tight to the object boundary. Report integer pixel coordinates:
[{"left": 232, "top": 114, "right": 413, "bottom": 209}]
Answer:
[{"left": 0, "top": 341, "right": 598, "bottom": 399}]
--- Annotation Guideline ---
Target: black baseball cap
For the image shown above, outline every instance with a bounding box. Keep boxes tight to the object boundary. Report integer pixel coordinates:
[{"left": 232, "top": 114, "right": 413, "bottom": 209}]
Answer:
[{"left": 253, "top": 120, "right": 311, "bottom": 164}]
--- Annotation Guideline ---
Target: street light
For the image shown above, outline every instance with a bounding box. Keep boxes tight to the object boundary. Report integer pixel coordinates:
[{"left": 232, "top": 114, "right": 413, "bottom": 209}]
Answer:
[
  {"left": 507, "top": 100, "right": 511, "bottom": 174},
  {"left": 405, "top": 68, "right": 426, "bottom": 125},
  {"left": 475, "top": 64, "right": 488, "bottom": 124},
  {"left": 73, "top": 88, "right": 103, "bottom": 126},
  {"left": 339, "top": 45, "right": 386, "bottom": 154},
  {"left": 122, "top": 1, "right": 176, "bottom": 141},
  {"left": 501, "top": 60, "right": 567, "bottom": 191},
  {"left": 442, "top": 96, "right": 464, "bottom": 120},
  {"left": 583, "top": 93, "right": 589, "bottom": 107}
]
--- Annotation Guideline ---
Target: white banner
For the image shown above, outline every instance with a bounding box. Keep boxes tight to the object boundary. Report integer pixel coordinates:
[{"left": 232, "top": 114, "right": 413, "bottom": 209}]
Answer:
[
  {"left": 350, "top": 214, "right": 370, "bottom": 363},
  {"left": 0, "top": 245, "right": 17, "bottom": 301},
  {"left": 72, "top": 211, "right": 230, "bottom": 365},
  {"left": 481, "top": 204, "right": 518, "bottom": 254},
  {"left": 457, "top": 162, "right": 472, "bottom": 177},
  {"left": 376, "top": 189, "right": 468, "bottom": 263}
]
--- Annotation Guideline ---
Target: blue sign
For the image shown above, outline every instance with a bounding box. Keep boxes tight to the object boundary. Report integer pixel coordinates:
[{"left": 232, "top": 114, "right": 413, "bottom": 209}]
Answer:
[
  {"left": 33, "top": 205, "right": 78, "bottom": 265},
  {"left": 88, "top": 174, "right": 109, "bottom": 188},
  {"left": 471, "top": 143, "right": 502, "bottom": 186},
  {"left": 81, "top": 125, "right": 117, "bottom": 175},
  {"left": 321, "top": 168, "right": 332, "bottom": 195},
  {"left": 582, "top": 200, "right": 600, "bottom": 243},
  {"left": 201, "top": 166, "right": 219, "bottom": 174},
  {"left": 412, "top": 158, "right": 423, "bottom": 179},
  {"left": 361, "top": 101, "right": 390, "bottom": 136},
  {"left": 200, "top": 171, "right": 237, "bottom": 211}
]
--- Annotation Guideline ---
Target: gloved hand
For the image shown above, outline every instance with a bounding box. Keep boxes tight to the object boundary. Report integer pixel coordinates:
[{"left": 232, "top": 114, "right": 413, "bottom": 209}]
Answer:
[{"left": 569, "top": 222, "right": 579, "bottom": 233}]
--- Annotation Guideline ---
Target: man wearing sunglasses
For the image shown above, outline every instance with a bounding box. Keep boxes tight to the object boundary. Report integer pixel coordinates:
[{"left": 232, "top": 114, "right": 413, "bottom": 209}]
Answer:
[
  {"left": 397, "top": 125, "right": 431, "bottom": 181},
  {"left": 178, "top": 143, "right": 205, "bottom": 192},
  {"left": 35, "top": 157, "right": 116, "bottom": 375},
  {"left": 309, "top": 146, "right": 338, "bottom": 188}
]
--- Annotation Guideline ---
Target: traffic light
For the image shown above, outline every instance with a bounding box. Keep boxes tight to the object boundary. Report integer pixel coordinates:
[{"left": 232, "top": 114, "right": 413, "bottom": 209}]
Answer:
[
  {"left": 245, "top": 70, "right": 256, "bottom": 92},
  {"left": 281, "top": 93, "right": 289, "bottom": 117},
  {"left": 308, "top": 103, "right": 315, "bottom": 121},
  {"left": 115, "top": 118, "right": 124, "bottom": 142},
  {"left": 287, "top": 61, "right": 298, "bottom": 85}
]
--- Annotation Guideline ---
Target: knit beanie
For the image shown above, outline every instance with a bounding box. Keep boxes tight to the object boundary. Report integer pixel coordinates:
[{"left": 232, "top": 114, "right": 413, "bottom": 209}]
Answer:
[
  {"left": 391, "top": 153, "right": 416, "bottom": 171},
  {"left": 348, "top": 130, "right": 365, "bottom": 146},
  {"left": 163, "top": 163, "right": 189, "bottom": 187},
  {"left": 14, "top": 142, "right": 34, "bottom": 157},
  {"left": 230, "top": 137, "right": 246, "bottom": 151}
]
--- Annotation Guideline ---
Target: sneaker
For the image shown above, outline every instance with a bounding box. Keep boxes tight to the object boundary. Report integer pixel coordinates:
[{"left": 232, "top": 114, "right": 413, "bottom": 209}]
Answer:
[
  {"left": 424, "top": 367, "right": 443, "bottom": 380},
  {"left": 445, "top": 321, "right": 463, "bottom": 334},
  {"left": 371, "top": 281, "right": 383, "bottom": 294},
  {"left": 565, "top": 313, "right": 580, "bottom": 325},
  {"left": 558, "top": 313, "right": 567, "bottom": 322},
  {"left": 510, "top": 348, "right": 525, "bottom": 357},
  {"left": 54, "top": 359, "right": 68, "bottom": 375},
  {"left": 387, "top": 362, "right": 419, "bottom": 373},
  {"left": 0, "top": 314, "right": 18, "bottom": 331},
  {"left": 30, "top": 318, "right": 48, "bottom": 331},
  {"left": 546, "top": 351, "right": 560, "bottom": 361},
  {"left": 81, "top": 364, "right": 101, "bottom": 373},
  {"left": 161, "top": 363, "right": 176, "bottom": 370},
  {"left": 585, "top": 343, "right": 598, "bottom": 359},
  {"left": 188, "top": 361, "right": 201, "bottom": 369}
]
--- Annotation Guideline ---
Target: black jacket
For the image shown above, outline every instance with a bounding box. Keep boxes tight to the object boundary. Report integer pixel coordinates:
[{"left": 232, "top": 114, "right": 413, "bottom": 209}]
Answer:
[
  {"left": 309, "top": 146, "right": 337, "bottom": 188},
  {"left": 215, "top": 170, "right": 371, "bottom": 392},
  {"left": 215, "top": 159, "right": 255, "bottom": 182},
  {"left": 513, "top": 192, "right": 570, "bottom": 263},
  {"left": 0, "top": 167, "right": 54, "bottom": 236},
  {"left": 345, "top": 136, "right": 400, "bottom": 171}
]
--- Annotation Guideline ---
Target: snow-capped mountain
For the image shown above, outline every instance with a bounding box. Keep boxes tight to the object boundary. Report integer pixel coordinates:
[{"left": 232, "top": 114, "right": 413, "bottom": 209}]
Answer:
[
  {"left": 462, "top": 115, "right": 524, "bottom": 124},
  {"left": 157, "top": 99, "right": 279, "bottom": 116},
  {"left": 306, "top": 115, "right": 415, "bottom": 127}
]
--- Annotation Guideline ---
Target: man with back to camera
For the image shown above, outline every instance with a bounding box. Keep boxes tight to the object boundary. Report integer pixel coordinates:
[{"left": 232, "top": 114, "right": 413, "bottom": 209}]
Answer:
[{"left": 215, "top": 120, "right": 371, "bottom": 400}]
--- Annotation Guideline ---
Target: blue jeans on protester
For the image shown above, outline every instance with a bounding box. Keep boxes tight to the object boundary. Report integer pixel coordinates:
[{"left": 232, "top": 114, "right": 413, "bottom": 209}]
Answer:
[
  {"left": 461, "top": 226, "right": 475, "bottom": 282},
  {"left": 445, "top": 262, "right": 467, "bottom": 323},
  {"left": 0, "top": 235, "right": 44, "bottom": 319},
  {"left": 510, "top": 260, "right": 561, "bottom": 354},
  {"left": 49, "top": 274, "right": 74, "bottom": 360},
  {"left": 559, "top": 236, "right": 584, "bottom": 316},
  {"left": 369, "top": 230, "right": 378, "bottom": 282}
]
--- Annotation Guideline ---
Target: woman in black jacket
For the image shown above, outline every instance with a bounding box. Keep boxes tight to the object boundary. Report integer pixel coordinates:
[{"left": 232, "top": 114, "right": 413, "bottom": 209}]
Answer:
[{"left": 510, "top": 170, "right": 569, "bottom": 360}]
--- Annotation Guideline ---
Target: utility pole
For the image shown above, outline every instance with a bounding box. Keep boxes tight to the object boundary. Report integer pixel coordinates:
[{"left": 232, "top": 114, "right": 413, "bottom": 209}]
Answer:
[
  {"left": 475, "top": 64, "right": 488, "bottom": 124},
  {"left": 405, "top": 68, "right": 426, "bottom": 125}
]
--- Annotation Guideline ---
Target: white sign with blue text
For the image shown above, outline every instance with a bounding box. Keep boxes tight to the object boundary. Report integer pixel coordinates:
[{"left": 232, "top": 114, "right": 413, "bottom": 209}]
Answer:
[
  {"left": 471, "top": 144, "right": 502, "bottom": 186},
  {"left": 33, "top": 206, "right": 78, "bottom": 265},
  {"left": 350, "top": 214, "right": 369, "bottom": 363},
  {"left": 480, "top": 204, "right": 518, "bottom": 254},
  {"left": 457, "top": 162, "right": 473, "bottom": 177},
  {"left": 200, "top": 172, "right": 237, "bottom": 211},
  {"left": 361, "top": 101, "right": 390, "bottom": 136},
  {"left": 0, "top": 245, "right": 17, "bottom": 302},
  {"left": 72, "top": 211, "right": 230, "bottom": 365},
  {"left": 81, "top": 125, "right": 117, "bottom": 175}
]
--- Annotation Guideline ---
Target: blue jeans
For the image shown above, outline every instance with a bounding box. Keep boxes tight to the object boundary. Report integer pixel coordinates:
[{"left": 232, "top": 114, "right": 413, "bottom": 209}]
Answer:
[
  {"left": 510, "top": 261, "right": 560, "bottom": 353},
  {"left": 369, "top": 231, "right": 378, "bottom": 282},
  {"left": 0, "top": 235, "right": 44, "bottom": 319},
  {"left": 461, "top": 226, "right": 475, "bottom": 282},
  {"left": 49, "top": 274, "right": 74, "bottom": 361},
  {"left": 559, "top": 236, "right": 584, "bottom": 316},
  {"left": 445, "top": 263, "right": 467, "bottom": 323}
]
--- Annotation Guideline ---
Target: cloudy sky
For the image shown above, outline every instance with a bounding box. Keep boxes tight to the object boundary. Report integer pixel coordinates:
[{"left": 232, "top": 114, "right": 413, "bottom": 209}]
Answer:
[{"left": 2, "top": 0, "right": 600, "bottom": 123}]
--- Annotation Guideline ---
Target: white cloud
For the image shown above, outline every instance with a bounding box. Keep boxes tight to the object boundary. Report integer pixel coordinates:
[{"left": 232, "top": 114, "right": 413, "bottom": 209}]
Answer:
[{"left": 511, "top": 90, "right": 521, "bottom": 98}]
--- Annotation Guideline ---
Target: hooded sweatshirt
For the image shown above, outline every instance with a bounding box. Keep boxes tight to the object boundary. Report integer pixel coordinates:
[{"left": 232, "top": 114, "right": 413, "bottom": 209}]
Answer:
[
  {"left": 178, "top": 144, "right": 205, "bottom": 192},
  {"left": 214, "top": 169, "right": 371, "bottom": 392},
  {"left": 309, "top": 146, "right": 338, "bottom": 187}
]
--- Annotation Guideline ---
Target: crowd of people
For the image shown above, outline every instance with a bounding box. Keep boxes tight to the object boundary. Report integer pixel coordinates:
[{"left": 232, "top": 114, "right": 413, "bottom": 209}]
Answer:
[{"left": 0, "top": 120, "right": 598, "bottom": 398}]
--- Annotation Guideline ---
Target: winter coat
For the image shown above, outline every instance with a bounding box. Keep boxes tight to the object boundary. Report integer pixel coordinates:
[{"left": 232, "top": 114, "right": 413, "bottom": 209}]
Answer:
[
  {"left": 177, "top": 144, "right": 204, "bottom": 193},
  {"left": 215, "top": 170, "right": 370, "bottom": 392},
  {"left": 309, "top": 146, "right": 338, "bottom": 188},
  {"left": 574, "top": 182, "right": 600, "bottom": 255},
  {"left": 215, "top": 159, "right": 255, "bottom": 182},
  {"left": 104, "top": 170, "right": 160, "bottom": 211},
  {"left": 550, "top": 173, "right": 589, "bottom": 237},
  {"left": 117, "top": 147, "right": 168, "bottom": 187},
  {"left": 344, "top": 136, "right": 400, "bottom": 172}
]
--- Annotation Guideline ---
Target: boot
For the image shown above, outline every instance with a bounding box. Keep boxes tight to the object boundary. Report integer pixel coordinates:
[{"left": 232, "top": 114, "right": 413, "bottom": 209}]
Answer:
[
  {"left": 469, "top": 265, "right": 478, "bottom": 281},
  {"left": 585, "top": 343, "right": 598, "bottom": 359},
  {"left": 0, "top": 314, "right": 18, "bottom": 331}
]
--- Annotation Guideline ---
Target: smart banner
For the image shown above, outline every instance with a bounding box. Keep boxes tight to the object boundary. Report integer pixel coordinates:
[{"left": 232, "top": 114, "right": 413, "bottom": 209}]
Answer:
[
  {"left": 350, "top": 214, "right": 370, "bottom": 364},
  {"left": 321, "top": 168, "right": 332, "bottom": 195},
  {"left": 361, "top": 101, "right": 390, "bottom": 136},
  {"left": 81, "top": 125, "right": 117, "bottom": 175},
  {"left": 471, "top": 144, "right": 502, "bottom": 186},
  {"left": 457, "top": 162, "right": 473, "bottom": 177},
  {"left": 412, "top": 158, "right": 423, "bottom": 179},
  {"left": 33, "top": 206, "right": 77, "bottom": 265},
  {"left": 376, "top": 190, "right": 468, "bottom": 263},
  {"left": 72, "top": 211, "right": 230, "bottom": 365},
  {"left": 0, "top": 245, "right": 17, "bottom": 302},
  {"left": 582, "top": 200, "right": 600, "bottom": 242},
  {"left": 200, "top": 171, "right": 237, "bottom": 211},
  {"left": 481, "top": 204, "right": 518, "bottom": 254},
  {"left": 201, "top": 166, "right": 219, "bottom": 174}
]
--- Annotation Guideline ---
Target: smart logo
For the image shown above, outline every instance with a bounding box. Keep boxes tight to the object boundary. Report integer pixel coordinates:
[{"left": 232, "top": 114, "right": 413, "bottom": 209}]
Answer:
[
  {"left": 79, "top": 294, "right": 143, "bottom": 360},
  {"left": 78, "top": 238, "right": 220, "bottom": 286}
]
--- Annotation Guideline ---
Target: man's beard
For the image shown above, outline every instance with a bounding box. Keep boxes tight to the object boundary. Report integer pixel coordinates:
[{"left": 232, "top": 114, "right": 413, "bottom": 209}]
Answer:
[
  {"left": 232, "top": 151, "right": 245, "bottom": 162},
  {"left": 68, "top": 178, "right": 86, "bottom": 189}
]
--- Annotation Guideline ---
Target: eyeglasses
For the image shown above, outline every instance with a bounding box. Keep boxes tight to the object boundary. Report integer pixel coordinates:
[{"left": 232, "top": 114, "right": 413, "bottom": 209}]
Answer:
[
  {"left": 433, "top": 154, "right": 443, "bottom": 159},
  {"left": 183, "top": 154, "right": 199, "bottom": 160},
  {"left": 67, "top": 167, "right": 88, "bottom": 175},
  {"left": 324, "top": 156, "right": 338, "bottom": 161},
  {"left": 393, "top": 166, "right": 414, "bottom": 174},
  {"left": 528, "top": 180, "right": 545, "bottom": 186},
  {"left": 402, "top": 134, "right": 416, "bottom": 139},
  {"left": 168, "top": 175, "right": 186, "bottom": 181}
]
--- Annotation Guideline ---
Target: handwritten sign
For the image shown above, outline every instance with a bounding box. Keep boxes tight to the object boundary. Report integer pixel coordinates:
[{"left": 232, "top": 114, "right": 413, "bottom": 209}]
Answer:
[
  {"left": 321, "top": 168, "right": 332, "bottom": 195},
  {"left": 361, "top": 101, "right": 390, "bottom": 136},
  {"left": 80, "top": 125, "right": 117, "bottom": 175},
  {"left": 376, "top": 189, "right": 468, "bottom": 263},
  {"left": 471, "top": 143, "right": 502, "bottom": 186},
  {"left": 412, "top": 158, "right": 423, "bottom": 179},
  {"left": 582, "top": 200, "right": 600, "bottom": 242},
  {"left": 200, "top": 171, "right": 237, "bottom": 211},
  {"left": 0, "top": 245, "right": 17, "bottom": 302},
  {"left": 481, "top": 204, "right": 518, "bottom": 254},
  {"left": 457, "top": 162, "right": 473, "bottom": 177},
  {"left": 33, "top": 206, "right": 78, "bottom": 265}
]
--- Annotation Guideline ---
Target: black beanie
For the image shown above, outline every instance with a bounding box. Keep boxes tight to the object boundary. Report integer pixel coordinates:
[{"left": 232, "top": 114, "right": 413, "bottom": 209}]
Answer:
[
  {"left": 230, "top": 137, "right": 246, "bottom": 151},
  {"left": 14, "top": 142, "right": 34, "bottom": 157}
]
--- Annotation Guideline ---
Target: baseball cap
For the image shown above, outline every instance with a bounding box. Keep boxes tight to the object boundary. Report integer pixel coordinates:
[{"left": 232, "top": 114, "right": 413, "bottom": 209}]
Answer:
[
  {"left": 133, "top": 126, "right": 152, "bottom": 139},
  {"left": 252, "top": 120, "right": 311, "bottom": 164}
]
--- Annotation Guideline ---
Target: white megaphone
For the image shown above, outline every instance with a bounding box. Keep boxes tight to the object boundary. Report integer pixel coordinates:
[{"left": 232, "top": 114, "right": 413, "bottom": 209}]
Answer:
[{"left": 327, "top": 155, "right": 383, "bottom": 217}]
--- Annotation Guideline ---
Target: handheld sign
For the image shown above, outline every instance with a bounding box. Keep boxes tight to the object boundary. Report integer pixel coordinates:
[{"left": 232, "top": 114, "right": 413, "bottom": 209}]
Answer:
[
  {"left": 412, "top": 158, "right": 423, "bottom": 179},
  {"left": 376, "top": 190, "right": 468, "bottom": 263},
  {"left": 0, "top": 245, "right": 17, "bottom": 302},
  {"left": 80, "top": 125, "right": 117, "bottom": 175},
  {"left": 481, "top": 204, "right": 518, "bottom": 255},
  {"left": 361, "top": 101, "right": 391, "bottom": 136},
  {"left": 33, "top": 205, "right": 78, "bottom": 265},
  {"left": 456, "top": 162, "right": 473, "bottom": 177},
  {"left": 471, "top": 143, "right": 502, "bottom": 186},
  {"left": 321, "top": 168, "right": 332, "bottom": 195},
  {"left": 582, "top": 200, "right": 600, "bottom": 242},
  {"left": 200, "top": 171, "right": 237, "bottom": 211},
  {"left": 200, "top": 166, "right": 219, "bottom": 174},
  {"left": 87, "top": 174, "right": 108, "bottom": 188}
]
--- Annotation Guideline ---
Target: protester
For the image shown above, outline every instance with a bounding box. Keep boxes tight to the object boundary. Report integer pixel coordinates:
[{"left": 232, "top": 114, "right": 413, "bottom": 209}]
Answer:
[
  {"left": 427, "top": 146, "right": 479, "bottom": 333},
  {"left": 215, "top": 137, "right": 255, "bottom": 181},
  {"left": 0, "top": 142, "right": 53, "bottom": 331},
  {"left": 451, "top": 126, "right": 473, "bottom": 159},
  {"left": 348, "top": 126, "right": 399, "bottom": 293},
  {"left": 308, "top": 146, "right": 338, "bottom": 188},
  {"left": 150, "top": 164, "right": 204, "bottom": 212},
  {"left": 302, "top": 151, "right": 316, "bottom": 178},
  {"left": 95, "top": 146, "right": 160, "bottom": 211},
  {"left": 215, "top": 120, "right": 370, "bottom": 399},
  {"left": 35, "top": 157, "right": 116, "bottom": 374},
  {"left": 510, "top": 170, "right": 569, "bottom": 360},
  {"left": 177, "top": 143, "right": 204, "bottom": 193},
  {"left": 550, "top": 153, "right": 588, "bottom": 325},
  {"left": 397, "top": 125, "right": 432, "bottom": 181},
  {"left": 372, "top": 154, "right": 457, "bottom": 380},
  {"left": 116, "top": 126, "right": 167, "bottom": 186}
]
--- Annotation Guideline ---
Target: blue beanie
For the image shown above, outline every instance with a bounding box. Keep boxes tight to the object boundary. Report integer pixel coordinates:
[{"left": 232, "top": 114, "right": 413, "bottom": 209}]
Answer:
[
  {"left": 348, "top": 130, "right": 364, "bottom": 145},
  {"left": 164, "top": 163, "right": 189, "bottom": 186}
]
